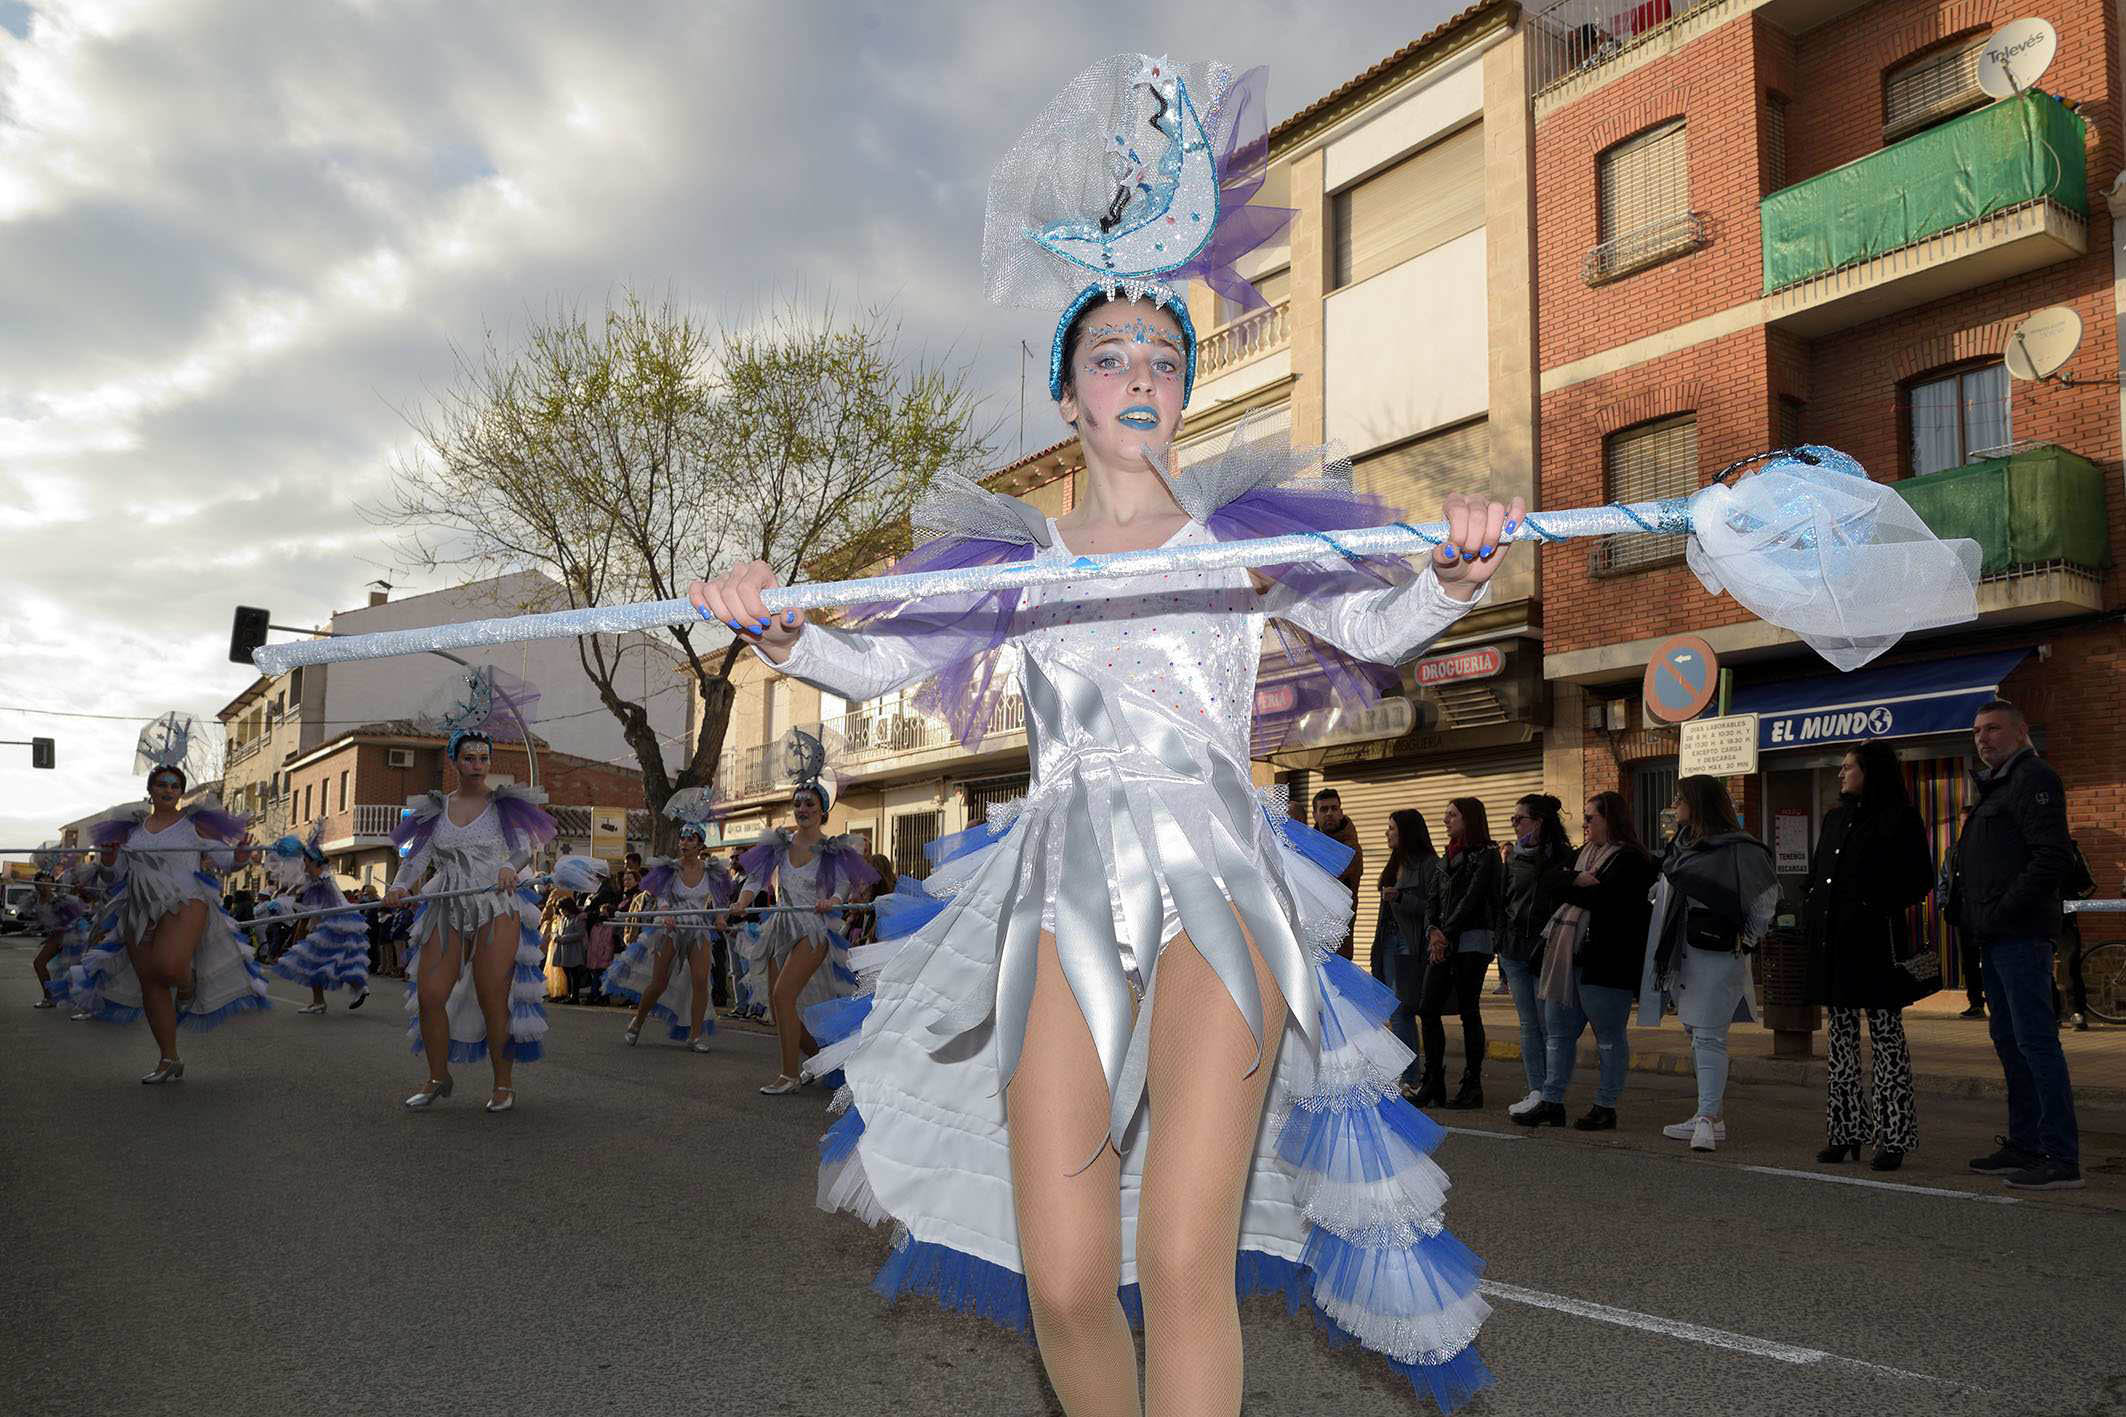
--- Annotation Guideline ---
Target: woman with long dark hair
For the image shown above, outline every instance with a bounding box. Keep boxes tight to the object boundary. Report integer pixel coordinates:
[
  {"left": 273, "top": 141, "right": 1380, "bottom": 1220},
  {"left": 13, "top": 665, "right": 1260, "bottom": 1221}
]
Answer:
[
  {"left": 1805, "top": 741, "right": 1934, "bottom": 1170},
  {"left": 1517, "top": 792, "right": 1657, "bottom": 1130},
  {"left": 1416, "top": 798, "right": 1500, "bottom": 1110},
  {"left": 1498, "top": 794, "right": 1573, "bottom": 1118},
  {"left": 1641, "top": 775, "right": 1778, "bottom": 1153},
  {"left": 1372, "top": 807, "right": 1440, "bottom": 1100}
]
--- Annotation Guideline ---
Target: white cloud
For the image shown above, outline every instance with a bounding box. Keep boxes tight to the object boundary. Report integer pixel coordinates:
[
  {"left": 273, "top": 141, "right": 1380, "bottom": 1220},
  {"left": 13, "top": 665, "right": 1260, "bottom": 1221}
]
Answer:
[{"left": 0, "top": 0, "right": 1462, "bottom": 837}]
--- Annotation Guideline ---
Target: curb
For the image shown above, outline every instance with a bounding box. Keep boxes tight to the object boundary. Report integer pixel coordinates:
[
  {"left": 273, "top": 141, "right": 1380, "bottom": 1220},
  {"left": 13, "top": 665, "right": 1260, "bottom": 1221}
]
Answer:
[{"left": 1480, "top": 1039, "right": 2126, "bottom": 1110}]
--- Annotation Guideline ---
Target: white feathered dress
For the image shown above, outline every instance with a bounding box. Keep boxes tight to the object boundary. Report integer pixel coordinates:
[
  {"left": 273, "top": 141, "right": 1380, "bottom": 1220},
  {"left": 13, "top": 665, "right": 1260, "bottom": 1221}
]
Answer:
[
  {"left": 780, "top": 445, "right": 1497, "bottom": 1410},
  {"left": 269, "top": 875, "right": 372, "bottom": 996},
  {"left": 731, "top": 831, "right": 869, "bottom": 1027},
  {"left": 601, "top": 857, "right": 735, "bottom": 1040},
  {"left": 391, "top": 786, "right": 555, "bottom": 1065},
  {"left": 65, "top": 806, "right": 270, "bottom": 1030}
]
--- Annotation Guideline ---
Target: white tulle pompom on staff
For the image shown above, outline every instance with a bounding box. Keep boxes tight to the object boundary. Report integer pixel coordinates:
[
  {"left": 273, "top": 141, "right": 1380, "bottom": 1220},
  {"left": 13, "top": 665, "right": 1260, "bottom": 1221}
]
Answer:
[{"left": 251, "top": 446, "right": 1981, "bottom": 677}]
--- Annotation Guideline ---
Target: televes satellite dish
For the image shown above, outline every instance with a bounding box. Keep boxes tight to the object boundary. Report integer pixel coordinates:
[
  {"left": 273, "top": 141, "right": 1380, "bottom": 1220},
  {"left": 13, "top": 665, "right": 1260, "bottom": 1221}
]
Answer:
[
  {"left": 1977, "top": 18, "right": 2058, "bottom": 99},
  {"left": 2003, "top": 305, "right": 2082, "bottom": 381}
]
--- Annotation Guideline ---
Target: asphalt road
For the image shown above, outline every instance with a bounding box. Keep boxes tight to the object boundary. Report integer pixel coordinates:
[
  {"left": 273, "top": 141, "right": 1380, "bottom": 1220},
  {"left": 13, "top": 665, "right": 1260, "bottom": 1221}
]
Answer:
[{"left": 4, "top": 938, "right": 2123, "bottom": 1417}]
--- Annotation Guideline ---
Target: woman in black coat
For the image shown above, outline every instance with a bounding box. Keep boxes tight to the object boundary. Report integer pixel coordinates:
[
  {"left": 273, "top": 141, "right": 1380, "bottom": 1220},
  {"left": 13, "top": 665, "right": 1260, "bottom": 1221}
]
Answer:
[
  {"left": 1415, "top": 798, "right": 1501, "bottom": 1111},
  {"left": 1804, "top": 740, "right": 1935, "bottom": 1171},
  {"left": 1370, "top": 809, "right": 1441, "bottom": 1099}
]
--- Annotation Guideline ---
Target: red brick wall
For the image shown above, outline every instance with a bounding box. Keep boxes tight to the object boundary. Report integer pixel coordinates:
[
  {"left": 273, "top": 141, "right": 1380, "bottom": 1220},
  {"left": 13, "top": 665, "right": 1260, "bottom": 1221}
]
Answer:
[{"left": 1534, "top": 13, "right": 1775, "bottom": 370}]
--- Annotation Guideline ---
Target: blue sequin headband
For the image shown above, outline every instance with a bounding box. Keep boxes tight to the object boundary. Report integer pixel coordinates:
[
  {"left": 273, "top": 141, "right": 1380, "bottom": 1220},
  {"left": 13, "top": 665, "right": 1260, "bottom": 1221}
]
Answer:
[
  {"left": 1049, "top": 285, "right": 1198, "bottom": 405},
  {"left": 447, "top": 729, "right": 492, "bottom": 760}
]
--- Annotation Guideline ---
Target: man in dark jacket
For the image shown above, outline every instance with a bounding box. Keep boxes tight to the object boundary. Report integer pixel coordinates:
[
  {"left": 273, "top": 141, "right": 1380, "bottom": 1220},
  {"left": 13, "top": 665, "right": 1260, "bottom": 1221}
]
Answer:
[
  {"left": 1950, "top": 700, "right": 2080, "bottom": 1190},
  {"left": 1313, "top": 789, "right": 1364, "bottom": 961}
]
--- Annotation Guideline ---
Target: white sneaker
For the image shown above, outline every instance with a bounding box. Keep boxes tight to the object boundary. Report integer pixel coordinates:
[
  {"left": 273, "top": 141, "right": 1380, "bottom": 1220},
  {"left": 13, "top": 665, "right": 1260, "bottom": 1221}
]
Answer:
[
  {"left": 1507, "top": 1090, "right": 1545, "bottom": 1117},
  {"left": 1663, "top": 1116, "right": 1727, "bottom": 1142},
  {"left": 1691, "top": 1117, "right": 1720, "bottom": 1152}
]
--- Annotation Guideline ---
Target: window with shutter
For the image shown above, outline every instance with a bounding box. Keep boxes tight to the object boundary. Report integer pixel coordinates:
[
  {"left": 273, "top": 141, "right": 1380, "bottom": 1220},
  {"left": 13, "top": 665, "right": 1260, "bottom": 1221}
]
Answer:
[
  {"left": 1596, "top": 414, "right": 1698, "bottom": 573},
  {"left": 891, "top": 811, "right": 942, "bottom": 881},
  {"left": 1906, "top": 361, "right": 2011, "bottom": 474},
  {"left": 1586, "top": 119, "right": 1699, "bottom": 282},
  {"left": 1351, "top": 420, "right": 1491, "bottom": 526},
  {"left": 1883, "top": 34, "right": 1989, "bottom": 141},
  {"left": 1329, "top": 121, "right": 1485, "bottom": 292}
]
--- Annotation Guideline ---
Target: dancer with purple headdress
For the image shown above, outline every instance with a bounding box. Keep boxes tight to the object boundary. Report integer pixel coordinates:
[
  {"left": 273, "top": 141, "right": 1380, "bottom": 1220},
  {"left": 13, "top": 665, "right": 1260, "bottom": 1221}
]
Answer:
[
  {"left": 385, "top": 668, "right": 555, "bottom": 1113},
  {"left": 265, "top": 822, "right": 372, "bottom": 1014},
  {"left": 28, "top": 849, "right": 86, "bottom": 1008},
  {"left": 691, "top": 54, "right": 1508, "bottom": 1414},
  {"left": 722, "top": 732, "right": 876, "bottom": 1095},
  {"left": 605, "top": 787, "right": 736, "bottom": 1051},
  {"left": 65, "top": 746, "right": 268, "bottom": 1082}
]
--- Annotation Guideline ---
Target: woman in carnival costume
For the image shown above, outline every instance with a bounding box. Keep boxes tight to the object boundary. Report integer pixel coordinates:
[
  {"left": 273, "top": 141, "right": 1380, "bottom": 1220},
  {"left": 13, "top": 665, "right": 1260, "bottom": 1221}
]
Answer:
[
  {"left": 66, "top": 761, "right": 268, "bottom": 1082},
  {"left": 384, "top": 669, "right": 556, "bottom": 1113},
  {"left": 28, "top": 849, "right": 87, "bottom": 1008},
  {"left": 604, "top": 788, "right": 736, "bottom": 1051},
  {"left": 723, "top": 733, "right": 876, "bottom": 1095},
  {"left": 264, "top": 822, "right": 371, "bottom": 1014},
  {"left": 692, "top": 55, "right": 1510, "bottom": 1413}
]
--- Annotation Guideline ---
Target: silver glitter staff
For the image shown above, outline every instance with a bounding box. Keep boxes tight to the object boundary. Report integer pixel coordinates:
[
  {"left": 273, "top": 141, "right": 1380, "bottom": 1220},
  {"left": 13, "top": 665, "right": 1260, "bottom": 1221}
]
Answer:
[
  {"left": 249, "top": 448, "right": 1983, "bottom": 676},
  {"left": 606, "top": 904, "right": 878, "bottom": 923},
  {"left": 232, "top": 886, "right": 499, "bottom": 932}
]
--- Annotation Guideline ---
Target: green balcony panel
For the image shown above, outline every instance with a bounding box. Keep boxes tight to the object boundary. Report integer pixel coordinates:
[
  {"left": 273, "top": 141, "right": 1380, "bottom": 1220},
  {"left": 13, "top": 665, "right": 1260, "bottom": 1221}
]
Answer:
[
  {"left": 1892, "top": 445, "right": 2111, "bottom": 578},
  {"left": 1763, "top": 92, "right": 2087, "bottom": 294}
]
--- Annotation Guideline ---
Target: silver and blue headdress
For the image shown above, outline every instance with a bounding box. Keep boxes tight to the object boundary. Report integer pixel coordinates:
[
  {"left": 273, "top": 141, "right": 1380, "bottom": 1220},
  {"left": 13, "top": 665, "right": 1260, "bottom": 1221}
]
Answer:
[
  {"left": 983, "top": 54, "right": 1293, "bottom": 404},
  {"left": 662, "top": 785, "right": 726, "bottom": 845},
  {"left": 263, "top": 820, "right": 329, "bottom": 890},
  {"left": 415, "top": 665, "right": 542, "bottom": 760}
]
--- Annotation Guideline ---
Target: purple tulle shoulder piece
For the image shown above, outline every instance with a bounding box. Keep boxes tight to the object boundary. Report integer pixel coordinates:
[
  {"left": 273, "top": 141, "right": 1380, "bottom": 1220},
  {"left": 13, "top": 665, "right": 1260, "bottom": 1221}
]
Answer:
[
  {"left": 90, "top": 814, "right": 141, "bottom": 850},
  {"left": 737, "top": 838, "right": 780, "bottom": 890},
  {"left": 491, "top": 788, "right": 557, "bottom": 851},
  {"left": 185, "top": 805, "right": 249, "bottom": 843},
  {"left": 820, "top": 841, "right": 881, "bottom": 900},
  {"left": 840, "top": 534, "right": 1040, "bottom": 752},
  {"left": 640, "top": 863, "right": 676, "bottom": 901},
  {"left": 390, "top": 793, "right": 444, "bottom": 853}
]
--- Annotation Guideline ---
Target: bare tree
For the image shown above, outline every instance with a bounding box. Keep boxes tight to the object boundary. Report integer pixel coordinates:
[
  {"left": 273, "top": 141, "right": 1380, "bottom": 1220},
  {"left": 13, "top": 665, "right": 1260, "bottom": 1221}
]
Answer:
[{"left": 370, "top": 288, "right": 992, "bottom": 848}]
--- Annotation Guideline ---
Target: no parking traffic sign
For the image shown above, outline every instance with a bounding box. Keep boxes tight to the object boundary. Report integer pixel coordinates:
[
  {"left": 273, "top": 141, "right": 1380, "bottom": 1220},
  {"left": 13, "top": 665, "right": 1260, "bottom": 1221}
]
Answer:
[{"left": 1642, "top": 634, "right": 1719, "bottom": 725}]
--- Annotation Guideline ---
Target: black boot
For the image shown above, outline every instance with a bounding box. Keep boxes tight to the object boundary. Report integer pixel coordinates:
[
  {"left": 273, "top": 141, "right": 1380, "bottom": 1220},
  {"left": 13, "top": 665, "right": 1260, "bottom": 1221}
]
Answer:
[
  {"left": 1513, "top": 1100, "right": 1567, "bottom": 1127},
  {"left": 1409, "top": 1070, "right": 1446, "bottom": 1108},
  {"left": 1445, "top": 1075, "right": 1483, "bottom": 1110},
  {"left": 1571, "top": 1105, "right": 1618, "bottom": 1131},
  {"left": 1869, "top": 1147, "right": 1905, "bottom": 1172},
  {"left": 1817, "top": 1142, "right": 1862, "bottom": 1164}
]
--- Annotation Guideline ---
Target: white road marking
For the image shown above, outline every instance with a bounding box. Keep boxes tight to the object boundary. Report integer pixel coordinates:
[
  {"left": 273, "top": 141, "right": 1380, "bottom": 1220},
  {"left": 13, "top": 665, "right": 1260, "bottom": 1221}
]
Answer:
[
  {"left": 1442, "top": 1125, "right": 1528, "bottom": 1141},
  {"left": 1481, "top": 1280, "right": 1956, "bottom": 1384},
  {"left": 1743, "top": 1165, "right": 2020, "bottom": 1205}
]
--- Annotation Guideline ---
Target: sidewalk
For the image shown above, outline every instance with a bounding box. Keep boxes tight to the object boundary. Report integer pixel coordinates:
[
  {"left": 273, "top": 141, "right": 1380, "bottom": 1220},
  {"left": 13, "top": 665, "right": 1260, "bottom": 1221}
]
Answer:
[{"left": 1469, "top": 986, "right": 2126, "bottom": 1108}]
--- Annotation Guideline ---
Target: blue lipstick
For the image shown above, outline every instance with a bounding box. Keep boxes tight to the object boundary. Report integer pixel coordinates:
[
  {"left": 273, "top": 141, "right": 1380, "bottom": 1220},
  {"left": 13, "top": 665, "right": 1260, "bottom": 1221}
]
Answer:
[{"left": 1116, "top": 404, "right": 1159, "bottom": 429}]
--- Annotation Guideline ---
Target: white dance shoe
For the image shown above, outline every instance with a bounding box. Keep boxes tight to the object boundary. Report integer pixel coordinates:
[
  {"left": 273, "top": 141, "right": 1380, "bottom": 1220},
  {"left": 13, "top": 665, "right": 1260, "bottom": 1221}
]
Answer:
[
  {"left": 485, "top": 1087, "right": 514, "bottom": 1113},
  {"left": 758, "top": 1074, "right": 802, "bottom": 1095},
  {"left": 140, "top": 1058, "right": 185, "bottom": 1084},
  {"left": 403, "top": 1076, "right": 454, "bottom": 1109}
]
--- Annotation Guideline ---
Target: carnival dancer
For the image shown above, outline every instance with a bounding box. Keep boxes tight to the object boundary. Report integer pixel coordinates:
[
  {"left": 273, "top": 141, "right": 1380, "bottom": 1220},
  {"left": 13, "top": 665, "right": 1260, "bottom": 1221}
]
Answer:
[
  {"left": 690, "top": 54, "right": 1507, "bottom": 1413},
  {"left": 265, "top": 823, "right": 372, "bottom": 1013},
  {"left": 28, "top": 856, "right": 85, "bottom": 1007},
  {"left": 384, "top": 669, "right": 556, "bottom": 1112},
  {"left": 64, "top": 762, "right": 268, "bottom": 1081},
  {"left": 723, "top": 738, "right": 876, "bottom": 1095},
  {"left": 604, "top": 790, "right": 736, "bottom": 1051}
]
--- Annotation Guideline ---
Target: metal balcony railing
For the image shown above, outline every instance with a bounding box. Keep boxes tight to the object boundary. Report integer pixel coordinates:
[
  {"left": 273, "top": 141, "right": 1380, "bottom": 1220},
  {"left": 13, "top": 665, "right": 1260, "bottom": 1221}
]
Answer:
[
  {"left": 1197, "top": 300, "right": 1291, "bottom": 379},
  {"left": 1894, "top": 445, "right": 2110, "bottom": 582},
  {"left": 351, "top": 804, "right": 403, "bottom": 838},
  {"left": 722, "top": 696, "right": 1033, "bottom": 802},
  {"left": 1581, "top": 210, "right": 1709, "bottom": 285},
  {"left": 1527, "top": 0, "right": 1718, "bottom": 97}
]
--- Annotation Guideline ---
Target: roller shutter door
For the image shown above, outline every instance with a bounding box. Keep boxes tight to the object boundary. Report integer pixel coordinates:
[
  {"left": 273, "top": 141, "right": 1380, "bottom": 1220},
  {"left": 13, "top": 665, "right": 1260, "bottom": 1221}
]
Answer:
[{"left": 1317, "top": 749, "right": 1546, "bottom": 977}]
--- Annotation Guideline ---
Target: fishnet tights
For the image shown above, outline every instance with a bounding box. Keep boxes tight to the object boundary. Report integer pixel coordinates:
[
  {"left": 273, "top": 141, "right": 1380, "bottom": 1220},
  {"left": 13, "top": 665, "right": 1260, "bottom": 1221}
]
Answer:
[{"left": 1007, "top": 928, "right": 1287, "bottom": 1417}]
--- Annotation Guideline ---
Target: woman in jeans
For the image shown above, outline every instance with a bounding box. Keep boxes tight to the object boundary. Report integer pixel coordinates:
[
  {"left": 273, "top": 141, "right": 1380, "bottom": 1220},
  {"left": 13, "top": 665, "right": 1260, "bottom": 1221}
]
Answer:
[
  {"left": 1415, "top": 797, "right": 1500, "bottom": 1110},
  {"left": 1499, "top": 795, "right": 1574, "bottom": 1118},
  {"left": 1370, "top": 808, "right": 1440, "bottom": 1101},
  {"left": 1804, "top": 741, "right": 1933, "bottom": 1171},
  {"left": 1517, "top": 791, "right": 1656, "bottom": 1130},
  {"left": 1641, "top": 776, "right": 1778, "bottom": 1153}
]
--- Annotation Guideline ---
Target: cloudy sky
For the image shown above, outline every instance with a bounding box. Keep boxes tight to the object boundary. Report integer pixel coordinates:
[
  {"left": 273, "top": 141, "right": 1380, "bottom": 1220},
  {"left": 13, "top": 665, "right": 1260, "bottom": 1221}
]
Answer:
[{"left": 0, "top": 0, "right": 1458, "bottom": 845}]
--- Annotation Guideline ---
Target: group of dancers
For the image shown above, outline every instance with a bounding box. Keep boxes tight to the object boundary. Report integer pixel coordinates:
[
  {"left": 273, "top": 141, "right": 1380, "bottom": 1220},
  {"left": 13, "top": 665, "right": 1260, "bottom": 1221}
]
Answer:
[{"left": 26, "top": 52, "right": 1523, "bottom": 1413}]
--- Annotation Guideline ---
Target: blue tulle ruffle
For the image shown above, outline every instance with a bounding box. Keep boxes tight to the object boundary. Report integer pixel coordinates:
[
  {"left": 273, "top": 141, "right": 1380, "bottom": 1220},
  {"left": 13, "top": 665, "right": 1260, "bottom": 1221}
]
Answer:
[
  {"left": 178, "top": 990, "right": 272, "bottom": 1032},
  {"left": 805, "top": 993, "right": 873, "bottom": 1047},
  {"left": 820, "top": 1108, "right": 865, "bottom": 1164}
]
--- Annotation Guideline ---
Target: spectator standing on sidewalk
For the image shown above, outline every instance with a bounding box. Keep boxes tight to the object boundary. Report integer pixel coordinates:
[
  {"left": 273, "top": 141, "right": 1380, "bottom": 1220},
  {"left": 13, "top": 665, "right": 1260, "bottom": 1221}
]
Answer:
[
  {"left": 1952, "top": 700, "right": 2082, "bottom": 1191},
  {"left": 1312, "top": 789, "right": 1364, "bottom": 961},
  {"left": 1804, "top": 742, "right": 1934, "bottom": 1172},
  {"left": 1641, "top": 776, "right": 1777, "bottom": 1155},
  {"left": 1517, "top": 791, "right": 1656, "bottom": 1131},
  {"left": 1371, "top": 808, "right": 1440, "bottom": 1102},
  {"left": 1415, "top": 798, "right": 1499, "bottom": 1111},
  {"left": 1498, "top": 795, "right": 1574, "bottom": 1119}
]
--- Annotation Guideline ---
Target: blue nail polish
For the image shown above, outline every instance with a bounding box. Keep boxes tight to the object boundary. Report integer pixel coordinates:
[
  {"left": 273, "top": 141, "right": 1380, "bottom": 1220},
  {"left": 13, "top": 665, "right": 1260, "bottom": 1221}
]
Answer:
[
  {"left": 1503, "top": 518, "right": 1518, "bottom": 536},
  {"left": 752, "top": 619, "right": 769, "bottom": 633},
  {"left": 782, "top": 611, "right": 797, "bottom": 627},
  {"left": 1440, "top": 547, "right": 1458, "bottom": 562},
  {"left": 695, "top": 604, "right": 711, "bottom": 620},
  {"left": 1481, "top": 544, "right": 1495, "bottom": 557},
  {"left": 725, "top": 619, "right": 744, "bottom": 632}
]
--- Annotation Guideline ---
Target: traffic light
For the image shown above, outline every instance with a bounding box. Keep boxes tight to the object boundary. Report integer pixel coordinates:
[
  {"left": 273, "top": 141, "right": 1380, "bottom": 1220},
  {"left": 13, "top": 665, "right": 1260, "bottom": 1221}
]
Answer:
[
  {"left": 230, "top": 606, "right": 271, "bottom": 664},
  {"left": 31, "top": 737, "right": 54, "bottom": 769}
]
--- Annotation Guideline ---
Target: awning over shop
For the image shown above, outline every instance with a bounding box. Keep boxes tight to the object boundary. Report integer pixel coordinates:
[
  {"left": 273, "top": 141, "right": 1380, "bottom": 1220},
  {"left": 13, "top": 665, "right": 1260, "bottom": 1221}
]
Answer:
[{"left": 1731, "top": 649, "right": 2028, "bottom": 751}]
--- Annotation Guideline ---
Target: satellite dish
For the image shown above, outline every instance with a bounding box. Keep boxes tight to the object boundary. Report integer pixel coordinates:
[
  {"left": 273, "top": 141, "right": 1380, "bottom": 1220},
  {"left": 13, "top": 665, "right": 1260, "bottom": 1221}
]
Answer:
[
  {"left": 1977, "top": 18, "right": 2058, "bottom": 99},
  {"left": 2003, "top": 305, "right": 2082, "bottom": 381}
]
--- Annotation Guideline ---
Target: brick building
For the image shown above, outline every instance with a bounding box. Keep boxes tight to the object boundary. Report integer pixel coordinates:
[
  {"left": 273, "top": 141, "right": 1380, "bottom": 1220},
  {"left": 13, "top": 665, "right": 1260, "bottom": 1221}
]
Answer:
[
  {"left": 257, "top": 724, "right": 646, "bottom": 894},
  {"left": 1528, "top": 0, "right": 2125, "bottom": 984}
]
